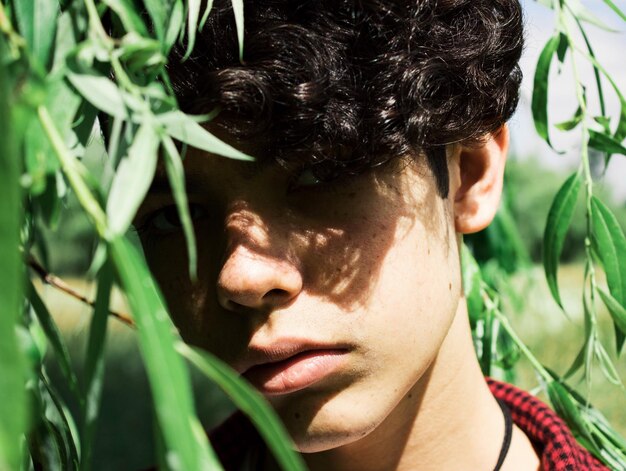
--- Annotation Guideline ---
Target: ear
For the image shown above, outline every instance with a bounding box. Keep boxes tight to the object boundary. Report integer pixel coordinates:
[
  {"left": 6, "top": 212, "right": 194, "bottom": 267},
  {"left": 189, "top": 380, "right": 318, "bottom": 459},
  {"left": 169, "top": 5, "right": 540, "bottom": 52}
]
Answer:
[{"left": 453, "top": 126, "right": 509, "bottom": 234}]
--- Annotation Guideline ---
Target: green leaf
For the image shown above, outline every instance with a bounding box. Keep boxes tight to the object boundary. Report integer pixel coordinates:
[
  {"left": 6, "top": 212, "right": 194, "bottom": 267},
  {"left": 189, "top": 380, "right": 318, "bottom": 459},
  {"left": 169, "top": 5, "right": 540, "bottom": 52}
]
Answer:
[
  {"left": 102, "top": 0, "right": 149, "bottom": 36},
  {"left": 601, "top": 0, "right": 626, "bottom": 22},
  {"left": 67, "top": 72, "right": 128, "bottom": 120},
  {"left": 567, "top": 0, "right": 618, "bottom": 31},
  {"left": 0, "top": 36, "right": 28, "bottom": 471},
  {"left": 161, "top": 134, "right": 198, "bottom": 280},
  {"left": 177, "top": 344, "right": 308, "bottom": 471},
  {"left": 543, "top": 172, "right": 582, "bottom": 309},
  {"left": 27, "top": 281, "right": 80, "bottom": 400},
  {"left": 591, "top": 197, "right": 626, "bottom": 306},
  {"left": 183, "top": 0, "right": 202, "bottom": 60},
  {"left": 39, "top": 372, "right": 81, "bottom": 469},
  {"left": 118, "top": 33, "right": 166, "bottom": 74},
  {"left": 199, "top": 0, "right": 215, "bottom": 29},
  {"left": 555, "top": 106, "right": 583, "bottom": 131},
  {"left": 109, "top": 236, "right": 216, "bottom": 470},
  {"left": 106, "top": 123, "right": 160, "bottom": 236},
  {"left": 588, "top": 130, "right": 626, "bottom": 156},
  {"left": 577, "top": 48, "right": 626, "bottom": 144},
  {"left": 594, "top": 341, "right": 623, "bottom": 386},
  {"left": 556, "top": 32, "right": 568, "bottom": 63},
  {"left": 143, "top": 0, "right": 172, "bottom": 43},
  {"left": 231, "top": 0, "right": 244, "bottom": 62},
  {"left": 80, "top": 262, "right": 114, "bottom": 471},
  {"left": 157, "top": 110, "right": 253, "bottom": 161},
  {"left": 598, "top": 289, "right": 626, "bottom": 355},
  {"left": 532, "top": 34, "right": 561, "bottom": 147},
  {"left": 165, "top": 0, "right": 185, "bottom": 54},
  {"left": 13, "top": 0, "right": 59, "bottom": 68},
  {"left": 591, "top": 197, "right": 626, "bottom": 354},
  {"left": 546, "top": 380, "right": 589, "bottom": 440}
]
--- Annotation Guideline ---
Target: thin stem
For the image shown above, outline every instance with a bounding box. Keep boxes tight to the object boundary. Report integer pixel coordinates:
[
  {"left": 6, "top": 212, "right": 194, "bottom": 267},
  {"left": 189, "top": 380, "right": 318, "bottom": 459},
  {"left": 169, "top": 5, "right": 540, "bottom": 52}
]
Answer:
[
  {"left": 83, "top": 0, "right": 112, "bottom": 46},
  {"left": 37, "top": 106, "right": 109, "bottom": 237},
  {"left": 27, "top": 257, "right": 135, "bottom": 328},
  {"left": 484, "top": 287, "right": 552, "bottom": 384}
]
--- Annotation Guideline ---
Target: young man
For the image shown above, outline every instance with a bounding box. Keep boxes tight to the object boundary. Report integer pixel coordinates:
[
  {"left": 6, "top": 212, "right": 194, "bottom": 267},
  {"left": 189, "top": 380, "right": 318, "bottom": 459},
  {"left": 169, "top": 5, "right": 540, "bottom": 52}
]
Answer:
[{"left": 136, "top": 1, "right": 607, "bottom": 469}]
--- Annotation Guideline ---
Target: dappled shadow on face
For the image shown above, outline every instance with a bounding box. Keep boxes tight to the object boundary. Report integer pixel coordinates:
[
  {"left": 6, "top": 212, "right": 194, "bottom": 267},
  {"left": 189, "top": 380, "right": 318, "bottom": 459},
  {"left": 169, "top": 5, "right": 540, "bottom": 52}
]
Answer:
[{"left": 138, "top": 153, "right": 452, "bottom": 359}]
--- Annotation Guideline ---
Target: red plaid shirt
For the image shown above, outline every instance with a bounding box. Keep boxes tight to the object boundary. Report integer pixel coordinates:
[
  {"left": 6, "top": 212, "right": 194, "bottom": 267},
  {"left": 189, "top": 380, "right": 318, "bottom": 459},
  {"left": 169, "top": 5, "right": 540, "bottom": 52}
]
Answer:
[{"left": 208, "top": 379, "right": 608, "bottom": 470}]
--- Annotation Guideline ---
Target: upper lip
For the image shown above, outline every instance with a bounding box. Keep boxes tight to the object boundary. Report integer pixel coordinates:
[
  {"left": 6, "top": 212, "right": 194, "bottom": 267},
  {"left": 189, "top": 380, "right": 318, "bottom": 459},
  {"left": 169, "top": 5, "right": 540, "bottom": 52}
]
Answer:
[{"left": 234, "top": 338, "right": 349, "bottom": 375}]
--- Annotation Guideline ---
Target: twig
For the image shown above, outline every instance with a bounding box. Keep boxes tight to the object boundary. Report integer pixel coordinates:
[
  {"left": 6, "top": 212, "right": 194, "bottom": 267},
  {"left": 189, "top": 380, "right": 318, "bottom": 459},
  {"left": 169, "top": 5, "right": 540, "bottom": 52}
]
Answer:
[{"left": 28, "top": 257, "right": 136, "bottom": 328}]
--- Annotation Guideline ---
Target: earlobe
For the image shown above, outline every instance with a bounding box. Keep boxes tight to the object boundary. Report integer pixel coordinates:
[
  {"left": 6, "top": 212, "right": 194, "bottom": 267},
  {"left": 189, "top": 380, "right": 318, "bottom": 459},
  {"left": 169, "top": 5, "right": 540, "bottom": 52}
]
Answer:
[{"left": 453, "top": 126, "right": 509, "bottom": 234}]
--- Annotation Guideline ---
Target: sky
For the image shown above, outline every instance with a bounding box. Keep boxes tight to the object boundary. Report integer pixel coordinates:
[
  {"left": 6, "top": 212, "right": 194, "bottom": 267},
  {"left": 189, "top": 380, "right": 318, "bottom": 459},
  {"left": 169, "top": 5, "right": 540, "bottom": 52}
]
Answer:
[{"left": 511, "top": 0, "right": 626, "bottom": 201}]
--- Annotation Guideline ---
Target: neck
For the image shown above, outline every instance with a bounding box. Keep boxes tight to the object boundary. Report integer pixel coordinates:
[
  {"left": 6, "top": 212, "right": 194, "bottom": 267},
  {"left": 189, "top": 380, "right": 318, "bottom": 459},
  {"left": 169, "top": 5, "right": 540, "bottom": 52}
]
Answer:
[{"left": 297, "top": 302, "right": 507, "bottom": 471}]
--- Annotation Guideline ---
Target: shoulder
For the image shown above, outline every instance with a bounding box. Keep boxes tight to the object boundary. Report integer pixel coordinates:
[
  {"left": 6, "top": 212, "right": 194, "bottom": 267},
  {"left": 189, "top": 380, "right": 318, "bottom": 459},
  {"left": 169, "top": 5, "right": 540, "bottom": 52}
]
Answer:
[{"left": 487, "top": 378, "right": 608, "bottom": 471}]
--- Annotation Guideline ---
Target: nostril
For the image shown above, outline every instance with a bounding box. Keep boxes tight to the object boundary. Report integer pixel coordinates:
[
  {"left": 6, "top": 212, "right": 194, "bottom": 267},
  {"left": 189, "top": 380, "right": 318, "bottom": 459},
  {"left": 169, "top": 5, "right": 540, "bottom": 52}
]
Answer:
[{"left": 263, "top": 288, "right": 290, "bottom": 300}]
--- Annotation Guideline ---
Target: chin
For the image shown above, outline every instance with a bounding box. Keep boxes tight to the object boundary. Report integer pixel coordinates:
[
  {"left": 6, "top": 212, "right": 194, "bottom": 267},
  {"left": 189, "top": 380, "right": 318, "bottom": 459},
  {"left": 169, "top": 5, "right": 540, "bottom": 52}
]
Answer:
[{"left": 276, "top": 396, "right": 382, "bottom": 454}]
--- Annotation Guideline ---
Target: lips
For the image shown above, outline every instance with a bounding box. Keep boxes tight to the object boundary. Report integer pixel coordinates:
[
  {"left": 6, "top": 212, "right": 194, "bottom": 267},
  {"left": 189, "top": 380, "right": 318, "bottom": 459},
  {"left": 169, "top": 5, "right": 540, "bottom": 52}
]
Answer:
[{"left": 238, "top": 340, "right": 349, "bottom": 396}]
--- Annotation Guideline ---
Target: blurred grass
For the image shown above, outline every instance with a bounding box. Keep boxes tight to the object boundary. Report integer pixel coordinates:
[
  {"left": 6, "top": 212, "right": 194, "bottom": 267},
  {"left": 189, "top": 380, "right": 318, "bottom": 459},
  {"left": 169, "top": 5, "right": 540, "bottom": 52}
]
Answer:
[{"left": 37, "top": 261, "right": 626, "bottom": 469}]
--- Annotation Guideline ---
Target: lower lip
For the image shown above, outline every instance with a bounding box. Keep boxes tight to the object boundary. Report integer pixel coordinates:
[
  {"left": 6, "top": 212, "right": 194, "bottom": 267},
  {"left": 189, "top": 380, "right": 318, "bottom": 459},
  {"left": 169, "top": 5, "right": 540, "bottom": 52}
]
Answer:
[{"left": 243, "top": 350, "right": 348, "bottom": 396}]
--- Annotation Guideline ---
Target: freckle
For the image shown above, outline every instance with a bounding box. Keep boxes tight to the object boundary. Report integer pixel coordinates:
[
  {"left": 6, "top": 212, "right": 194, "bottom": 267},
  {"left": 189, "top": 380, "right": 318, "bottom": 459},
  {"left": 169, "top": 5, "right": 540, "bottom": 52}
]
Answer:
[
  {"left": 294, "top": 412, "right": 301, "bottom": 419},
  {"left": 449, "top": 283, "right": 452, "bottom": 290},
  {"left": 428, "top": 249, "right": 431, "bottom": 255},
  {"left": 408, "top": 393, "right": 413, "bottom": 399}
]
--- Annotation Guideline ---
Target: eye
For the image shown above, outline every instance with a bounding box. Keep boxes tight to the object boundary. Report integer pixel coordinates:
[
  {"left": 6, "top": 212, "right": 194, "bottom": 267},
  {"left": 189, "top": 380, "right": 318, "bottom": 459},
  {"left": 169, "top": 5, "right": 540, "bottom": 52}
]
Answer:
[{"left": 138, "top": 204, "right": 208, "bottom": 235}]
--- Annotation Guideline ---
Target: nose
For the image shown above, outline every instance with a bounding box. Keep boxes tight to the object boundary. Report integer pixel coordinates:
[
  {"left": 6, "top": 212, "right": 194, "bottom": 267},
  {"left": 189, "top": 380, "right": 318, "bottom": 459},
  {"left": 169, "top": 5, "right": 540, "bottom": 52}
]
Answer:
[{"left": 216, "top": 244, "right": 303, "bottom": 311}]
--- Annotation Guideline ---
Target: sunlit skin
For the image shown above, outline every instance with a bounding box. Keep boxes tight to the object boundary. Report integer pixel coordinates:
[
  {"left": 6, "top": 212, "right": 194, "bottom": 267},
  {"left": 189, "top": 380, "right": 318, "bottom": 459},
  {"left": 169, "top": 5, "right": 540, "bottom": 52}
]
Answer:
[{"left": 136, "top": 126, "right": 541, "bottom": 470}]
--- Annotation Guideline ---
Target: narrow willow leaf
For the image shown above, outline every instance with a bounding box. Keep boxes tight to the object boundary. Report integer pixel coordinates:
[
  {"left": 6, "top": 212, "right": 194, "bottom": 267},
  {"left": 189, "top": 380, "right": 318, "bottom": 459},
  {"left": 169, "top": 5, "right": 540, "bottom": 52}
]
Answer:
[
  {"left": 161, "top": 134, "right": 198, "bottom": 280},
  {"left": 543, "top": 172, "right": 581, "bottom": 309},
  {"left": 591, "top": 197, "right": 626, "bottom": 306},
  {"left": 546, "top": 381, "right": 589, "bottom": 440},
  {"left": 574, "top": 17, "right": 607, "bottom": 126},
  {"left": 158, "top": 110, "right": 253, "bottom": 161},
  {"left": 177, "top": 344, "right": 308, "bottom": 471},
  {"left": 13, "top": 0, "right": 59, "bottom": 68},
  {"left": 40, "top": 372, "right": 81, "bottom": 469},
  {"left": 80, "top": 262, "right": 114, "bottom": 471},
  {"left": 106, "top": 123, "right": 159, "bottom": 236},
  {"left": 594, "top": 342, "right": 623, "bottom": 386},
  {"left": 567, "top": 0, "right": 618, "bottom": 31},
  {"left": 27, "top": 281, "right": 80, "bottom": 399},
  {"left": 0, "top": 36, "right": 28, "bottom": 471},
  {"left": 199, "top": 0, "right": 215, "bottom": 29},
  {"left": 231, "top": 0, "right": 244, "bottom": 62},
  {"left": 67, "top": 73, "right": 128, "bottom": 120},
  {"left": 143, "top": 0, "right": 172, "bottom": 43},
  {"left": 588, "top": 130, "right": 626, "bottom": 156},
  {"left": 598, "top": 289, "right": 626, "bottom": 355},
  {"left": 564, "top": 341, "right": 587, "bottom": 380},
  {"left": 532, "top": 34, "right": 561, "bottom": 147},
  {"left": 555, "top": 106, "right": 583, "bottom": 131},
  {"left": 165, "top": 0, "right": 185, "bottom": 54},
  {"left": 109, "top": 236, "right": 215, "bottom": 470},
  {"left": 577, "top": 49, "right": 626, "bottom": 143},
  {"left": 102, "top": 0, "right": 149, "bottom": 35},
  {"left": 601, "top": 0, "right": 626, "bottom": 22},
  {"left": 183, "top": 0, "right": 202, "bottom": 60}
]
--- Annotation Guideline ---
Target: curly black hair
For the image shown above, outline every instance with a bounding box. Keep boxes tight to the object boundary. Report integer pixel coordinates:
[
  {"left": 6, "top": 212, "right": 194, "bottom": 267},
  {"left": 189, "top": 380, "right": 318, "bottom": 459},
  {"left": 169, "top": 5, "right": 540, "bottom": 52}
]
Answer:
[{"left": 168, "top": 0, "right": 524, "bottom": 197}]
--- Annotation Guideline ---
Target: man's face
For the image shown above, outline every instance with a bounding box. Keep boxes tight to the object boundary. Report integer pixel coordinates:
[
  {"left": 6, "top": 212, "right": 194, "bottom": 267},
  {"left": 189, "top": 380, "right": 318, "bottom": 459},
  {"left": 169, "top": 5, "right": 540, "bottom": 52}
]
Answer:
[{"left": 136, "top": 146, "right": 464, "bottom": 452}]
